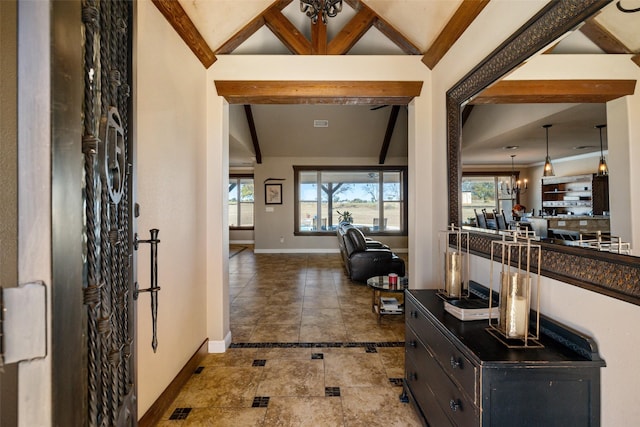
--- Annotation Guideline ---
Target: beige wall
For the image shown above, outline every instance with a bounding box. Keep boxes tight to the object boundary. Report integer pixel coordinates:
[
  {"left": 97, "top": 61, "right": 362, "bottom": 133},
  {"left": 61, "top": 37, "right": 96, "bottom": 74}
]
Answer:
[
  {"left": 135, "top": 1, "right": 208, "bottom": 417},
  {"left": 608, "top": 95, "right": 639, "bottom": 250},
  {"left": 431, "top": 2, "right": 640, "bottom": 425}
]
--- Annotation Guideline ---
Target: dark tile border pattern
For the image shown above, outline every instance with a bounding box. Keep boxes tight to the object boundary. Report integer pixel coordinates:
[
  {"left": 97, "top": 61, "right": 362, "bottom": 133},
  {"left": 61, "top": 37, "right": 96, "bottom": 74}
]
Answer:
[{"left": 230, "top": 342, "right": 405, "bottom": 349}]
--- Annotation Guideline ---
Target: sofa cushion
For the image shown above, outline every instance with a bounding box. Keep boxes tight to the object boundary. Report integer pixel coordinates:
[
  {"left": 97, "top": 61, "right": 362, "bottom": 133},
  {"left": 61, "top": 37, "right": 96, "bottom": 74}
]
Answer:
[{"left": 346, "top": 228, "right": 368, "bottom": 253}]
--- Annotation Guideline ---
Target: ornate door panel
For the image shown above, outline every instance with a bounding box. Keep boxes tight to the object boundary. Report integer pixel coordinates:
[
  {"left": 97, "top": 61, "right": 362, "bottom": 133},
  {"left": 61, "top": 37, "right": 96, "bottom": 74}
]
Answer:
[{"left": 81, "top": 0, "right": 135, "bottom": 425}]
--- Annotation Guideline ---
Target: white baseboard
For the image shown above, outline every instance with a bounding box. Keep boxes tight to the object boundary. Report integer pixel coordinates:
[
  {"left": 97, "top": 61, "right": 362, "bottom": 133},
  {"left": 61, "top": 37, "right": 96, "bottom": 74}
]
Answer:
[
  {"left": 208, "top": 331, "right": 232, "bottom": 353},
  {"left": 254, "top": 248, "right": 341, "bottom": 254}
]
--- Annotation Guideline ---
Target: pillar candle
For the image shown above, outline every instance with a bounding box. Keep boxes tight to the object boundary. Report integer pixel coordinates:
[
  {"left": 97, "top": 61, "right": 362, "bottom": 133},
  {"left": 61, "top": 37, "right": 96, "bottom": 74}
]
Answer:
[
  {"left": 506, "top": 295, "right": 528, "bottom": 338},
  {"left": 445, "top": 251, "right": 462, "bottom": 297},
  {"left": 499, "top": 271, "right": 529, "bottom": 339}
]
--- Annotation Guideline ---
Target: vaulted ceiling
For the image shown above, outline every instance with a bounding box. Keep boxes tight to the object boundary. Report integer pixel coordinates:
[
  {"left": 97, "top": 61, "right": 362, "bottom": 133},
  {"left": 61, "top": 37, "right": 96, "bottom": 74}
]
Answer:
[{"left": 152, "top": 0, "right": 640, "bottom": 167}]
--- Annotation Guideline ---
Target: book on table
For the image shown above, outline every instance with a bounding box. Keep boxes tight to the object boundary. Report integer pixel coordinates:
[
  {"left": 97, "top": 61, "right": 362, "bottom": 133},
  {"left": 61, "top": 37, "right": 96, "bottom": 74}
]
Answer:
[
  {"left": 380, "top": 297, "right": 403, "bottom": 313},
  {"left": 443, "top": 297, "right": 499, "bottom": 321}
]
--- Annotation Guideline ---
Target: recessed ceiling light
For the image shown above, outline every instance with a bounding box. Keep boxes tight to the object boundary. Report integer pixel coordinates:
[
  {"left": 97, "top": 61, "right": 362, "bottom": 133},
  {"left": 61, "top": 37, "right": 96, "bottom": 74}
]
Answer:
[
  {"left": 313, "top": 119, "right": 329, "bottom": 128},
  {"left": 503, "top": 145, "right": 519, "bottom": 150},
  {"left": 573, "top": 145, "right": 596, "bottom": 150}
]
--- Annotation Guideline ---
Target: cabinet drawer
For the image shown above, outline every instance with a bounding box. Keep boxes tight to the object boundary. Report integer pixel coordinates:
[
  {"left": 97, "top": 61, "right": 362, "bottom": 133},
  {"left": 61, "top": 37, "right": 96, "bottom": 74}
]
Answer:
[
  {"left": 406, "top": 328, "right": 478, "bottom": 426},
  {"left": 405, "top": 356, "right": 454, "bottom": 427},
  {"left": 406, "top": 299, "right": 477, "bottom": 402}
]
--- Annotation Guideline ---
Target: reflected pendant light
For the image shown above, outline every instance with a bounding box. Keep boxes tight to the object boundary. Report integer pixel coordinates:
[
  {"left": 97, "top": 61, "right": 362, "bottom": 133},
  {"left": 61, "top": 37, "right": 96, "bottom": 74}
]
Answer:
[
  {"left": 596, "top": 124, "right": 609, "bottom": 176},
  {"left": 542, "top": 124, "right": 554, "bottom": 177}
]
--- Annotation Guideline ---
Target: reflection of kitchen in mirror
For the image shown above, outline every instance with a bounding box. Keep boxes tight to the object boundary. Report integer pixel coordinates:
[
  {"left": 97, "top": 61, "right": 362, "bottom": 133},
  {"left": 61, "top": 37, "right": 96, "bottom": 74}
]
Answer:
[{"left": 460, "top": 2, "right": 638, "bottom": 255}]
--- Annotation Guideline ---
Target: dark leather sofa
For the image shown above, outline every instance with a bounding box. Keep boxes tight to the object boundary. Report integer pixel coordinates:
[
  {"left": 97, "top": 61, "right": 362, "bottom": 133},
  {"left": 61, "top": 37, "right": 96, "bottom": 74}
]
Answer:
[{"left": 336, "top": 222, "right": 405, "bottom": 282}]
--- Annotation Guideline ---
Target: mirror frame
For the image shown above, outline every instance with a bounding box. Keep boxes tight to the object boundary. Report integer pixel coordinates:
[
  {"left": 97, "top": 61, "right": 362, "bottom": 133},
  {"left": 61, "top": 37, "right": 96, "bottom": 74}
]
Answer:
[{"left": 447, "top": 0, "right": 640, "bottom": 306}]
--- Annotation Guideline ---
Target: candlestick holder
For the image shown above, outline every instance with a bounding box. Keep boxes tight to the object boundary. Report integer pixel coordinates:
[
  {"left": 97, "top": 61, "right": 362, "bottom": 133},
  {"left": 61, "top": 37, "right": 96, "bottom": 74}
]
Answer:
[
  {"left": 438, "top": 224, "right": 469, "bottom": 299},
  {"left": 487, "top": 234, "right": 543, "bottom": 348}
]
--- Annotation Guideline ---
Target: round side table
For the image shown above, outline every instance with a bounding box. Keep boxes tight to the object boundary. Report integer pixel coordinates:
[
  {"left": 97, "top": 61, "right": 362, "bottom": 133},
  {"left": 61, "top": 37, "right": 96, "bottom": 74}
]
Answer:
[{"left": 366, "top": 275, "right": 408, "bottom": 323}]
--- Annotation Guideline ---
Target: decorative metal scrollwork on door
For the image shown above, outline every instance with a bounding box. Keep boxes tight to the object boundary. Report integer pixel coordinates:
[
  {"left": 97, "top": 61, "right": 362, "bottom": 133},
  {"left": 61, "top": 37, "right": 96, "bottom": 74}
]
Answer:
[
  {"left": 81, "top": 0, "right": 135, "bottom": 425},
  {"left": 100, "top": 107, "right": 126, "bottom": 205}
]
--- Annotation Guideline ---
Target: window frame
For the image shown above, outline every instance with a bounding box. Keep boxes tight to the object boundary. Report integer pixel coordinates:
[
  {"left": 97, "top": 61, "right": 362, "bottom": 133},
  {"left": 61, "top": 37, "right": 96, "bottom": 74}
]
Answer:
[
  {"left": 461, "top": 171, "right": 522, "bottom": 225},
  {"left": 293, "top": 165, "right": 408, "bottom": 236},
  {"left": 229, "top": 174, "right": 255, "bottom": 230}
]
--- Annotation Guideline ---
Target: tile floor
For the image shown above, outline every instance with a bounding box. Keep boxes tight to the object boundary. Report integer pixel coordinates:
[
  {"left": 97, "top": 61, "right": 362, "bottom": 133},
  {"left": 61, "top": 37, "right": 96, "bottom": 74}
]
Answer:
[{"left": 158, "top": 247, "right": 422, "bottom": 426}]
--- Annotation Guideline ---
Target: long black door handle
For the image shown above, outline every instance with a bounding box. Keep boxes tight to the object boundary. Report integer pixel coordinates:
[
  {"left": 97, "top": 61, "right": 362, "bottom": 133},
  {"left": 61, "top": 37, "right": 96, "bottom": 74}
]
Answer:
[{"left": 134, "top": 228, "right": 161, "bottom": 352}]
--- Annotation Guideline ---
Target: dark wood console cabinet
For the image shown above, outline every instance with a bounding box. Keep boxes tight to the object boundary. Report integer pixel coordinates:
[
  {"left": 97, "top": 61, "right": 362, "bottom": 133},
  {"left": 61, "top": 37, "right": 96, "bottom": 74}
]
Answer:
[{"left": 403, "top": 287, "right": 605, "bottom": 427}]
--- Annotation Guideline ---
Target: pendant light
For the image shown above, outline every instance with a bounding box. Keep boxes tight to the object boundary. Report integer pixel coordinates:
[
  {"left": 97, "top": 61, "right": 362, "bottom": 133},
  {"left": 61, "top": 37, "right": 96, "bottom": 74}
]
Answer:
[
  {"left": 542, "top": 124, "right": 554, "bottom": 177},
  {"left": 596, "top": 124, "right": 608, "bottom": 176}
]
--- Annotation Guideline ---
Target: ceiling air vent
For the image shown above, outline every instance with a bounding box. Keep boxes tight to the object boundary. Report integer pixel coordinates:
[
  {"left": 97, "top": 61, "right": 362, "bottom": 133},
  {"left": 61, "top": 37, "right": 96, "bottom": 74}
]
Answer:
[{"left": 313, "top": 119, "right": 329, "bottom": 128}]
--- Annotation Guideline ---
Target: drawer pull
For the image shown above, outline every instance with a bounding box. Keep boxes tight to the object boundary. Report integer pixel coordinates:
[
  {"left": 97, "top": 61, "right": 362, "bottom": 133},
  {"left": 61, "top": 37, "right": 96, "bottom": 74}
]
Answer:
[
  {"left": 409, "top": 373, "right": 418, "bottom": 381},
  {"left": 450, "top": 356, "right": 462, "bottom": 369},
  {"left": 409, "top": 340, "right": 417, "bottom": 348},
  {"left": 410, "top": 310, "right": 418, "bottom": 318},
  {"left": 449, "top": 399, "right": 461, "bottom": 412}
]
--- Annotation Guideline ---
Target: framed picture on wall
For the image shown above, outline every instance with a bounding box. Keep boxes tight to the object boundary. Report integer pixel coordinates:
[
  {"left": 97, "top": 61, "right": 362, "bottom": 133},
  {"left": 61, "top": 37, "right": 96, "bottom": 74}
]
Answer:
[{"left": 265, "top": 183, "right": 282, "bottom": 205}]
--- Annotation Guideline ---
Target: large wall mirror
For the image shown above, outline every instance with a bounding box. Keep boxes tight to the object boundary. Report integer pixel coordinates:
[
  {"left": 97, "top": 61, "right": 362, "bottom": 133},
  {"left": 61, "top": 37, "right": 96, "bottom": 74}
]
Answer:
[{"left": 447, "top": 0, "right": 640, "bottom": 305}]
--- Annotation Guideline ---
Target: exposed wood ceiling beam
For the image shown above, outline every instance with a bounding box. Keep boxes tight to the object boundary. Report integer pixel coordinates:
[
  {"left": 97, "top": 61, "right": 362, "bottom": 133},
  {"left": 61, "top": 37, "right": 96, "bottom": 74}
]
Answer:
[
  {"left": 470, "top": 79, "right": 637, "bottom": 104},
  {"left": 264, "top": 8, "right": 312, "bottom": 54},
  {"left": 311, "top": 13, "right": 327, "bottom": 54},
  {"left": 379, "top": 106, "right": 400, "bottom": 164},
  {"left": 216, "top": 0, "right": 420, "bottom": 56},
  {"left": 215, "top": 16, "right": 265, "bottom": 55},
  {"left": 578, "top": 17, "right": 640, "bottom": 69},
  {"left": 327, "top": 7, "right": 376, "bottom": 55},
  {"left": 216, "top": 1, "right": 292, "bottom": 54},
  {"left": 244, "top": 105, "right": 263, "bottom": 164},
  {"left": 151, "top": 0, "right": 216, "bottom": 68},
  {"left": 372, "top": 18, "right": 421, "bottom": 56},
  {"left": 579, "top": 17, "right": 632, "bottom": 54},
  {"left": 215, "top": 80, "right": 423, "bottom": 105},
  {"left": 422, "top": 0, "right": 490, "bottom": 69},
  {"left": 344, "top": 0, "right": 421, "bottom": 55}
]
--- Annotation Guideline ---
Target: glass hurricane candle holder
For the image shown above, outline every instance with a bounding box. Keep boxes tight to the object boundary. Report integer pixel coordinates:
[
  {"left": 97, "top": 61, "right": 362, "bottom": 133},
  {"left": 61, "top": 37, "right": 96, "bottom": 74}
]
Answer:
[
  {"left": 487, "top": 234, "right": 542, "bottom": 348},
  {"left": 499, "top": 271, "right": 529, "bottom": 339},
  {"left": 438, "top": 224, "right": 469, "bottom": 299}
]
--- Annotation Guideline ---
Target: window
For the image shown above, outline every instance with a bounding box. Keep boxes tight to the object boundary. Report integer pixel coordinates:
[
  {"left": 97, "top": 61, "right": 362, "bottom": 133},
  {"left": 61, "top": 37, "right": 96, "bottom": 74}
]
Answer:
[
  {"left": 294, "top": 166, "right": 408, "bottom": 235},
  {"left": 462, "top": 172, "right": 519, "bottom": 225},
  {"left": 229, "top": 175, "right": 254, "bottom": 228}
]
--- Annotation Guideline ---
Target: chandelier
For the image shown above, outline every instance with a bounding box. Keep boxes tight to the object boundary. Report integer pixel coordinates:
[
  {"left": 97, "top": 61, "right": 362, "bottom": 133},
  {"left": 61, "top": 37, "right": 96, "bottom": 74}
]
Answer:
[
  {"left": 501, "top": 154, "right": 528, "bottom": 196},
  {"left": 300, "top": 0, "right": 343, "bottom": 24}
]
